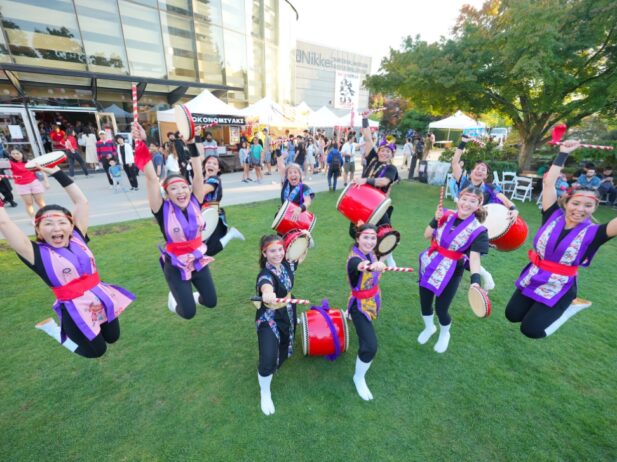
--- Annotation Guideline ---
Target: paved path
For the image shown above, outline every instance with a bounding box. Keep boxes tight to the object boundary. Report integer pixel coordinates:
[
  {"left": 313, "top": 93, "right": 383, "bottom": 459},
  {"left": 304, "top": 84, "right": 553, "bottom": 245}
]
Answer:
[{"left": 4, "top": 153, "right": 413, "bottom": 236}]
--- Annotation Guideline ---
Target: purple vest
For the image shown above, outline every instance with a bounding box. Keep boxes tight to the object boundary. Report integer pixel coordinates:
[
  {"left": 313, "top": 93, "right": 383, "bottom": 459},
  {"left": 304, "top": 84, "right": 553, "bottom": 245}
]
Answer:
[
  {"left": 419, "top": 211, "right": 486, "bottom": 296},
  {"left": 39, "top": 231, "right": 135, "bottom": 341},
  {"left": 346, "top": 246, "right": 381, "bottom": 321},
  {"left": 515, "top": 208, "right": 599, "bottom": 307}
]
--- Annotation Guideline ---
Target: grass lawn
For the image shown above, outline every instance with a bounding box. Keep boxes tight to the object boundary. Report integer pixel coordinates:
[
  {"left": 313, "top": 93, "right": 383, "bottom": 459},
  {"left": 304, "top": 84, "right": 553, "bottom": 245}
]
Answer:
[{"left": 1, "top": 181, "right": 616, "bottom": 461}]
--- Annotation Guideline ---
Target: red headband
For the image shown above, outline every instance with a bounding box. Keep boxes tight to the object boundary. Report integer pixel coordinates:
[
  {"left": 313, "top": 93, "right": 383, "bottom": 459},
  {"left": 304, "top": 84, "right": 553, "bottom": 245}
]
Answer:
[
  {"left": 358, "top": 229, "right": 377, "bottom": 236},
  {"left": 567, "top": 192, "right": 600, "bottom": 203},
  {"left": 35, "top": 213, "right": 73, "bottom": 224},
  {"left": 164, "top": 178, "right": 190, "bottom": 189},
  {"left": 262, "top": 240, "right": 284, "bottom": 251}
]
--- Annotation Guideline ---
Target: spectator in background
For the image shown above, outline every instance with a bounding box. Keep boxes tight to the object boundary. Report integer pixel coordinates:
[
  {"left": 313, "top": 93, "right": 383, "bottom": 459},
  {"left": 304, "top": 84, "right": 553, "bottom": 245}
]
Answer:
[
  {"left": 402, "top": 137, "right": 414, "bottom": 170},
  {"left": 203, "top": 131, "right": 218, "bottom": 157},
  {"left": 82, "top": 128, "right": 98, "bottom": 170},
  {"left": 50, "top": 123, "right": 66, "bottom": 151},
  {"left": 150, "top": 143, "right": 165, "bottom": 179},
  {"left": 239, "top": 140, "right": 252, "bottom": 183},
  {"left": 262, "top": 128, "right": 272, "bottom": 175},
  {"left": 598, "top": 166, "right": 616, "bottom": 204},
  {"left": 250, "top": 136, "right": 264, "bottom": 183},
  {"left": 415, "top": 136, "right": 425, "bottom": 160},
  {"left": 65, "top": 128, "right": 89, "bottom": 178},
  {"left": 286, "top": 135, "right": 296, "bottom": 165},
  {"left": 326, "top": 144, "right": 343, "bottom": 191},
  {"left": 96, "top": 130, "right": 116, "bottom": 188},
  {"left": 555, "top": 173, "right": 569, "bottom": 198},
  {"left": 573, "top": 168, "right": 601, "bottom": 190},
  {"left": 164, "top": 142, "right": 180, "bottom": 175},
  {"left": 115, "top": 135, "right": 139, "bottom": 191},
  {"left": 341, "top": 134, "right": 356, "bottom": 187}
]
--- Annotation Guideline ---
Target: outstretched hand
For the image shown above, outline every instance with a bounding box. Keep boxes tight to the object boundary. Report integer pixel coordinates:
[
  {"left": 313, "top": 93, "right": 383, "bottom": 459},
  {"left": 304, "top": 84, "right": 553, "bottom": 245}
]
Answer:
[
  {"left": 559, "top": 139, "right": 581, "bottom": 153},
  {"left": 132, "top": 122, "right": 147, "bottom": 142}
]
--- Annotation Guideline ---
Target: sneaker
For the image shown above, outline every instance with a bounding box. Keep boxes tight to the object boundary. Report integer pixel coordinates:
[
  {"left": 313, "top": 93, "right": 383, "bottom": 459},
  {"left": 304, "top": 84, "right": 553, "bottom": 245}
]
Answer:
[
  {"left": 265, "top": 172, "right": 271, "bottom": 175},
  {"left": 193, "top": 292, "right": 201, "bottom": 306},
  {"left": 247, "top": 178, "right": 254, "bottom": 182},
  {"left": 228, "top": 227, "right": 245, "bottom": 241},
  {"left": 9, "top": 201, "right": 18, "bottom": 207},
  {"left": 167, "top": 292, "right": 177, "bottom": 313},
  {"left": 570, "top": 297, "right": 592, "bottom": 309}
]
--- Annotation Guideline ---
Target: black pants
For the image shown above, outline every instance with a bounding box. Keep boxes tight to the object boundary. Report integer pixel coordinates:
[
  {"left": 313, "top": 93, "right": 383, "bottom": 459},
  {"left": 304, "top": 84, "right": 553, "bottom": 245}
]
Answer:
[
  {"left": 123, "top": 163, "right": 138, "bottom": 189},
  {"left": 101, "top": 157, "right": 114, "bottom": 185},
  {"left": 505, "top": 287, "right": 576, "bottom": 339},
  {"left": 67, "top": 151, "right": 88, "bottom": 177},
  {"left": 163, "top": 259, "right": 217, "bottom": 319},
  {"left": 327, "top": 168, "right": 340, "bottom": 190},
  {"left": 257, "top": 316, "right": 295, "bottom": 376},
  {"left": 205, "top": 214, "right": 228, "bottom": 257},
  {"left": 0, "top": 177, "right": 14, "bottom": 203},
  {"left": 349, "top": 305, "right": 378, "bottom": 362},
  {"left": 61, "top": 305, "right": 120, "bottom": 358},
  {"left": 409, "top": 155, "right": 418, "bottom": 179},
  {"left": 419, "top": 270, "right": 463, "bottom": 326}
]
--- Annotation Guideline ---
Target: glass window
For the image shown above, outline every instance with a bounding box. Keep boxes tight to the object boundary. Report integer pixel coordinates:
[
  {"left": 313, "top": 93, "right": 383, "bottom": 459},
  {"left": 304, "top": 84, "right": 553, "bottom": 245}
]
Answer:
[
  {"left": 158, "top": 0, "right": 192, "bottom": 16},
  {"left": 221, "top": 0, "right": 246, "bottom": 33},
  {"left": 265, "top": 43, "right": 279, "bottom": 100},
  {"left": 194, "top": 22, "right": 225, "bottom": 85},
  {"left": 123, "top": 0, "right": 158, "bottom": 6},
  {"left": 1, "top": 0, "right": 86, "bottom": 70},
  {"left": 193, "top": 0, "right": 223, "bottom": 25},
  {"left": 160, "top": 12, "right": 198, "bottom": 81},
  {"left": 263, "top": 0, "right": 278, "bottom": 44},
  {"left": 247, "top": 37, "right": 264, "bottom": 101},
  {"left": 118, "top": 1, "right": 167, "bottom": 79},
  {"left": 249, "top": 0, "right": 263, "bottom": 39},
  {"left": 222, "top": 29, "right": 247, "bottom": 90},
  {"left": 74, "top": 0, "right": 129, "bottom": 74}
]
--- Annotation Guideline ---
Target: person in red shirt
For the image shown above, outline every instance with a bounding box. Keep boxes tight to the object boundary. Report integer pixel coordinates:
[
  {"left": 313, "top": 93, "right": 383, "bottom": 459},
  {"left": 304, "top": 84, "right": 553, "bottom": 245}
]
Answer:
[
  {"left": 65, "top": 128, "right": 89, "bottom": 178},
  {"left": 8, "top": 149, "right": 48, "bottom": 217},
  {"left": 50, "top": 124, "right": 66, "bottom": 151}
]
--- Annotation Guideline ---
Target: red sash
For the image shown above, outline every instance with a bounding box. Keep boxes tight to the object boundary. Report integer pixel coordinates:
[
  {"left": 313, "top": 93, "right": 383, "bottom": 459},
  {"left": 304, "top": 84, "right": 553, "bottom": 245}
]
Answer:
[
  {"left": 528, "top": 250, "right": 578, "bottom": 277},
  {"left": 51, "top": 273, "right": 101, "bottom": 301},
  {"left": 428, "top": 240, "right": 465, "bottom": 261},
  {"left": 165, "top": 237, "right": 203, "bottom": 256},
  {"left": 352, "top": 285, "right": 379, "bottom": 299}
]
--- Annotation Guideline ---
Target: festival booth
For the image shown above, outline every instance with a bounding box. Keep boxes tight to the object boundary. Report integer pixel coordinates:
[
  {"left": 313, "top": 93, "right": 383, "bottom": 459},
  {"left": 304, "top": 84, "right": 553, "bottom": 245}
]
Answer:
[
  {"left": 157, "top": 90, "right": 246, "bottom": 168},
  {"left": 239, "top": 97, "right": 307, "bottom": 137}
]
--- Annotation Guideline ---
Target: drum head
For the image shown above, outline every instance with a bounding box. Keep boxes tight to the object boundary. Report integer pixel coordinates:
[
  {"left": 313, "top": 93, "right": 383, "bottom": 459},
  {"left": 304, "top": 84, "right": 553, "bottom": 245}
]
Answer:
[
  {"left": 271, "top": 201, "right": 290, "bottom": 232},
  {"left": 335, "top": 182, "right": 353, "bottom": 210},
  {"left": 376, "top": 231, "right": 400, "bottom": 256},
  {"left": 338, "top": 309, "right": 350, "bottom": 352},
  {"left": 285, "top": 232, "right": 309, "bottom": 262},
  {"left": 483, "top": 203, "right": 511, "bottom": 240},
  {"left": 368, "top": 196, "right": 392, "bottom": 225},
  {"left": 174, "top": 104, "right": 195, "bottom": 140},
  {"left": 25, "top": 151, "right": 67, "bottom": 171},
  {"left": 301, "top": 312, "right": 309, "bottom": 356},
  {"left": 201, "top": 206, "right": 220, "bottom": 241},
  {"left": 468, "top": 286, "right": 491, "bottom": 318}
]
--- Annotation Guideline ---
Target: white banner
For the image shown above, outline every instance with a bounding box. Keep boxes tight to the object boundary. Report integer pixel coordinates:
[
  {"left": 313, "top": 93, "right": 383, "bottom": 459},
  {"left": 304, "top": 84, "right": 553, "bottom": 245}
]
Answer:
[{"left": 334, "top": 71, "right": 360, "bottom": 110}]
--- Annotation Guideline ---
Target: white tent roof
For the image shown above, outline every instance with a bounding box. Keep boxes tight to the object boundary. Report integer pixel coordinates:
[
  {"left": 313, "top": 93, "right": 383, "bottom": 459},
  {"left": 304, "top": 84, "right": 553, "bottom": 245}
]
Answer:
[
  {"left": 157, "top": 89, "right": 243, "bottom": 122},
  {"left": 335, "top": 111, "right": 379, "bottom": 128},
  {"left": 308, "top": 106, "right": 340, "bottom": 127},
  {"left": 428, "top": 111, "right": 486, "bottom": 129},
  {"left": 239, "top": 97, "right": 298, "bottom": 127},
  {"left": 295, "top": 101, "right": 314, "bottom": 115}
]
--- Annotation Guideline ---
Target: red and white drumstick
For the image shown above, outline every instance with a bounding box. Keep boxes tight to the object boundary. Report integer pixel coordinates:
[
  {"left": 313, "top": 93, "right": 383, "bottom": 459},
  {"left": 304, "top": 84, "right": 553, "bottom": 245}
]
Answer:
[
  {"left": 0, "top": 174, "right": 20, "bottom": 179},
  {"left": 438, "top": 186, "right": 445, "bottom": 212},
  {"left": 250, "top": 296, "right": 311, "bottom": 305},
  {"left": 131, "top": 83, "right": 138, "bottom": 124},
  {"left": 383, "top": 266, "right": 414, "bottom": 273},
  {"left": 554, "top": 142, "right": 613, "bottom": 151},
  {"left": 360, "top": 107, "right": 386, "bottom": 118},
  {"left": 549, "top": 124, "right": 614, "bottom": 150},
  {"left": 468, "top": 137, "right": 486, "bottom": 147}
]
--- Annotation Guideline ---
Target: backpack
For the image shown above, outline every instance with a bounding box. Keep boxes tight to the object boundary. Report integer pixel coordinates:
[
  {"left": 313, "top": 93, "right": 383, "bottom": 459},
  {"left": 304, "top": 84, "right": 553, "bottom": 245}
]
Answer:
[{"left": 330, "top": 151, "right": 341, "bottom": 170}]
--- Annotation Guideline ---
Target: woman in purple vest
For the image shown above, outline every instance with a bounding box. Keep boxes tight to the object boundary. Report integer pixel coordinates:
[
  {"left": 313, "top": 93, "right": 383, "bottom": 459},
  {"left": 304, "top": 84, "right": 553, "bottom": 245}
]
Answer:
[
  {"left": 280, "top": 163, "right": 314, "bottom": 213},
  {"left": 417, "top": 185, "right": 489, "bottom": 353},
  {"left": 133, "top": 124, "right": 216, "bottom": 319},
  {"left": 506, "top": 140, "right": 617, "bottom": 338},
  {"left": 0, "top": 164, "right": 135, "bottom": 358},
  {"left": 346, "top": 223, "right": 387, "bottom": 401},
  {"left": 201, "top": 154, "right": 244, "bottom": 256}
]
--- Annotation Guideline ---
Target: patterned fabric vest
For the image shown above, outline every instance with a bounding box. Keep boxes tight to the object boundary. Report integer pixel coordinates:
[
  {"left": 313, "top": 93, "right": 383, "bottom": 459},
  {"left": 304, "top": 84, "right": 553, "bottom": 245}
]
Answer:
[
  {"left": 160, "top": 195, "right": 212, "bottom": 280},
  {"left": 281, "top": 180, "right": 305, "bottom": 206},
  {"left": 515, "top": 208, "right": 599, "bottom": 307},
  {"left": 347, "top": 246, "right": 381, "bottom": 321},
  {"left": 39, "top": 231, "right": 135, "bottom": 341},
  {"left": 419, "top": 210, "right": 486, "bottom": 296},
  {"left": 204, "top": 175, "right": 222, "bottom": 203}
]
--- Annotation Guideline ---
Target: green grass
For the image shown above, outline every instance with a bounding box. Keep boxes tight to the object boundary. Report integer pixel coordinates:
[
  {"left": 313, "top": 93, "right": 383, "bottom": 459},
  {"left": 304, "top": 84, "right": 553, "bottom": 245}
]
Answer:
[{"left": 1, "top": 182, "right": 616, "bottom": 461}]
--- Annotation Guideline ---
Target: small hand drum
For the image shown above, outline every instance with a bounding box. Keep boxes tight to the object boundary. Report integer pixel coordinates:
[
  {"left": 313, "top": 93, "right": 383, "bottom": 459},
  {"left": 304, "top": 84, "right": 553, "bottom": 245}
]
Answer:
[
  {"left": 468, "top": 285, "right": 491, "bottom": 318},
  {"left": 174, "top": 104, "right": 195, "bottom": 141},
  {"left": 201, "top": 204, "right": 220, "bottom": 241},
  {"left": 283, "top": 230, "right": 310, "bottom": 262},
  {"left": 376, "top": 224, "right": 400, "bottom": 257},
  {"left": 25, "top": 151, "right": 67, "bottom": 171}
]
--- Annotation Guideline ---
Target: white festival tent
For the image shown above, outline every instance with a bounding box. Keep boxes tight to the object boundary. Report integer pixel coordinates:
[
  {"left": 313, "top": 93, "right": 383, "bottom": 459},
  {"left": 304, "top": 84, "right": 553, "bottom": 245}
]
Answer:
[
  {"left": 295, "top": 101, "right": 314, "bottom": 116},
  {"left": 239, "top": 96, "right": 299, "bottom": 128},
  {"left": 335, "top": 111, "right": 379, "bottom": 128},
  {"left": 308, "top": 106, "right": 340, "bottom": 127},
  {"left": 428, "top": 110, "right": 486, "bottom": 140},
  {"left": 157, "top": 89, "right": 244, "bottom": 123}
]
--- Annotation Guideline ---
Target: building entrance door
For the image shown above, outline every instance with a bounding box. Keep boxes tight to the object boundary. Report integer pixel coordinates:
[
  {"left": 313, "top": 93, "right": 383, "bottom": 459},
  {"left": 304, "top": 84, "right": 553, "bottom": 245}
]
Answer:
[{"left": 0, "top": 106, "right": 38, "bottom": 159}]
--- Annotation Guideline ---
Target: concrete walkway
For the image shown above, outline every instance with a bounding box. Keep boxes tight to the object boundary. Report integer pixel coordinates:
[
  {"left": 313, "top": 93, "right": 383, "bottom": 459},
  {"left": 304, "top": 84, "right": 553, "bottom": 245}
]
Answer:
[{"left": 4, "top": 153, "right": 412, "bottom": 236}]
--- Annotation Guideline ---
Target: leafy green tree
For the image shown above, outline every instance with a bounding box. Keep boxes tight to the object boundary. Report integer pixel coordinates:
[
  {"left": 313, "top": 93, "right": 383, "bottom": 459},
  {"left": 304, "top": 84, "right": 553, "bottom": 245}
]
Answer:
[{"left": 366, "top": 0, "right": 617, "bottom": 169}]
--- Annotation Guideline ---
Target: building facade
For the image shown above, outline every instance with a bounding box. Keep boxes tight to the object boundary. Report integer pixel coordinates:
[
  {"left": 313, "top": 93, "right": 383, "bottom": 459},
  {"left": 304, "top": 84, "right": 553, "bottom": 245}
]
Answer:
[
  {"left": 294, "top": 40, "right": 371, "bottom": 115},
  {"left": 0, "top": 0, "right": 297, "bottom": 156}
]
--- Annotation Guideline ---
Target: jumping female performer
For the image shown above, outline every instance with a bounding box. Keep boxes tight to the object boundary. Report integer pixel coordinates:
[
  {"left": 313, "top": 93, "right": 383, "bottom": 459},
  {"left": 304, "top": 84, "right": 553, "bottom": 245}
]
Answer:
[
  {"left": 346, "top": 223, "right": 387, "bottom": 400},
  {"left": 133, "top": 123, "right": 217, "bottom": 319},
  {"left": 255, "top": 234, "right": 307, "bottom": 415},
  {"left": 0, "top": 164, "right": 135, "bottom": 358},
  {"left": 417, "top": 185, "right": 489, "bottom": 353},
  {"left": 351, "top": 114, "right": 400, "bottom": 266},
  {"left": 505, "top": 140, "right": 617, "bottom": 338},
  {"left": 281, "top": 163, "right": 314, "bottom": 216},
  {"left": 8, "top": 149, "right": 48, "bottom": 219}
]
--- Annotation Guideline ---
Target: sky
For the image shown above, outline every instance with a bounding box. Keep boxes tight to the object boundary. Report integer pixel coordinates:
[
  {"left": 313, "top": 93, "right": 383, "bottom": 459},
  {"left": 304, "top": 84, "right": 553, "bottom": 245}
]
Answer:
[{"left": 295, "top": 0, "right": 486, "bottom": 73}]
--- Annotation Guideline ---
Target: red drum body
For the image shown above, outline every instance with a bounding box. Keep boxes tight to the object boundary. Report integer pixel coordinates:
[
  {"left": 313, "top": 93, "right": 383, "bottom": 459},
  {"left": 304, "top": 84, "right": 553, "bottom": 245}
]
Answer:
[
  {"left": 272, "top": 200, "right": 316, "bottom": 235},
  {"left": 301, "top": 309, "right": 349, "bottom": 356},
  {"left": 483, "top": 203, "right": 529, "bottom": 252},
  {"left": 282, "top": 230, "right": 310, "bottom": 262},
  {"left": 376, "top": 224, "right": 400, "bottom": 256},
  {"left": 336, "top": 183, "right": 391, "bottom": 225}
]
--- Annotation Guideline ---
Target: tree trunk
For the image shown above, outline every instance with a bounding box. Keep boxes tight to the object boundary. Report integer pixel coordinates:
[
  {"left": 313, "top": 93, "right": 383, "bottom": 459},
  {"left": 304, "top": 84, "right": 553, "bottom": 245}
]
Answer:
[{"left": 518, "top": 133, "right": 544, "bottom": 171}]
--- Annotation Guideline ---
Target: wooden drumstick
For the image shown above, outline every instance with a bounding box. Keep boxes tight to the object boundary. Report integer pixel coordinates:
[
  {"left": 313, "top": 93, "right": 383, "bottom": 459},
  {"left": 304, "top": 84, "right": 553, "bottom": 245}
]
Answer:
[
  {"left": 549, "top": 124, "right": 614, "bottom": 150},
  {"left": 250, "top": 296, "right": 311, "bottom": 306},
  {"left": 554, "top": 142, "right": 614, "bottom": 151},
  {"left": 439, "top": 186, "right": 445, "bottom": 212},
  {"left": 383, "top": 266, "right": 414, "bottom": 273},
  {"left": 131, "top": 83, "right": 139, "bottom": 124}
]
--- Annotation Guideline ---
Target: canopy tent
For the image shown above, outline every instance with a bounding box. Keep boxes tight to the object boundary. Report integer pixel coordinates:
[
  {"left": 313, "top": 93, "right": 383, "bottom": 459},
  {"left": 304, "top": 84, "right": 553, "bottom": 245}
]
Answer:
[
  {"left": 239, "top": 97, "right": 299, "bottom": 128},
  {"left": 308, "top": 106, "right": 340, "bottom": 127},
  {"left": 428, "top": 110, "right": 486, "bottom": 140},
  {"left": 103, "top": 104, "right": 132, "bottom": 118},
  {"left": 335, "top": 111, "right": 378, "bottom": 128},
  {"left": 157, "top": 89, "right": 244, "bottom": 124}
]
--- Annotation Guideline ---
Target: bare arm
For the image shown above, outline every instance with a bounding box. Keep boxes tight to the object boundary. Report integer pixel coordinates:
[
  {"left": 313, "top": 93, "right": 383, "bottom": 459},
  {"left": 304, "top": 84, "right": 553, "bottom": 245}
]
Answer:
[
  {"left": 133, "top": 124, "right": 163, "bottom": 212},
  {"left": 423, "top": 225, "right": 435, "bottom": 239},
  {"left": 0, "top": 205, "right": 34, "bottom": 264},
  {"left": 469, "top": 251, "right": 481, "bottom": 279},
  {"left": 189, "top": 143, "right": 205, "bottom": 203},
  {"left": 542, "top": 140, "right": 580, "bottom": 211},
  {"left": 39, "top": 165, "right": 89, "bottom": 235},
  {"left": 607, "top": 216, "right": 617, "bottom": 238},
  {"left": 361, "top": 112, "right": 374, "bottom": 156},
  {"left": 451, "top": 136, "right": 469, "bottom": 182}
]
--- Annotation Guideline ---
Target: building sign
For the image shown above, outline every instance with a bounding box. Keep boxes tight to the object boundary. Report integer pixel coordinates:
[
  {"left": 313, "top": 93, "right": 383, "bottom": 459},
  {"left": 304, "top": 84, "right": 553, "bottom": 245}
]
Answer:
[
  {"left": 334, "top": 72, "right": 360, "bottom": 109},
  {"left": 192, "top": 114, "right": 246, "bottom": 126},
  {"left": 295, "top": 48, "right": 370, "bottom": 75}
]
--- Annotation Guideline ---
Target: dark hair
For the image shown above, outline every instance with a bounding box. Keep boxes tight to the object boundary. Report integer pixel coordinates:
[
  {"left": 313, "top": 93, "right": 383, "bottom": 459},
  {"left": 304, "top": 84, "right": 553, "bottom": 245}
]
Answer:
[
  {"left": 459, "top": 185, "right": 487, "bottom": 222},
  {"left": 355, "top": 223, "right": 378, "bottom": 239},
  {"left": 34, "top": 205, "right": 74, "bottom": 241},
  {"left": 259, "top": 234, "right": 284, "bottom": 268},
  {"left": 205, "top": 131, "right": 212, "bottom": 137},
  {"left": 115, "top": 135, "right": 124, "bottom": 142},
  {"left": 166, "top": 131, "right": 174, "bottom": 138},
  {"left": 8, "top": 150, "right": 25, "bottom": 163},
  {"left": 202, "top": 155, "right": 220, "bottom": 175},
  {"left": 558, "top": 186, "right": 599, "bottom": 210}
]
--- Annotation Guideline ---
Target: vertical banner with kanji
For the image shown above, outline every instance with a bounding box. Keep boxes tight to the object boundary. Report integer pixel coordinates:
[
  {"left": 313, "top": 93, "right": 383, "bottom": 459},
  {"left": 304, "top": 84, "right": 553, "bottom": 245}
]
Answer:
[{"left": 334, "top": 71, "right": 360, "bottom": 110}]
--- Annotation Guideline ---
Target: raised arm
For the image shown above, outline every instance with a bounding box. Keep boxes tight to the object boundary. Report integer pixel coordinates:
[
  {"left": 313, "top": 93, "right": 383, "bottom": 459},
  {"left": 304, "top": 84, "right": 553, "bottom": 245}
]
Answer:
[
  {"left": 361, "top": 113, "right": 374, "bottom": 156},
  {"left": 451, "top": 135, "right": 469, "bottom": 182},
  {"left": 0, "top": 200, "right": 34, "bottom": 263},
  {"left": 188, "top": 142, "right": 205, "bottom": 203},
  {"left": 542, "top": 140, "right": 580, "bottom": 211},
  {"left": 132, "top": 123, "right": 163, "bottom": 212},
  {"left": 39, "top": 165, "right": 89, "bottom": 235}
]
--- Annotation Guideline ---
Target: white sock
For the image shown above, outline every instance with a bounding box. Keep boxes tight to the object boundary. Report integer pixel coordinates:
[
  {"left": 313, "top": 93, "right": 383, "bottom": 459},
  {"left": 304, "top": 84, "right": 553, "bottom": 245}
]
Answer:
[
  {"left": 417, "top": 315, "right": 437, "bottom": 344},
  {"left": 434, "top": 323, "right": 451, "bottom": 353},
  {"left": 220, "top": 227, "right": 245, "bottom": 248},
  {"left": 193, "top": 292, "right": 201, "bottom": 306},
  {"left": 258, "top": 373, "right": 275, "bottom": 415},
  {"left": 544, "top": 304, "right": 590, "bottom": 337},
  {"left": 168, "top": 292, "right": 178, "bottom": 314},
  {"left": 479, "top": 266, "right": 495, "bottom": 291},
  {"left": 353, "top": 356, "right": 373, "bottom": 401},
  {"left": 35, "top": 318, "right": 78, "bottom": 352},
  {"left": 385, "top": 253, "right": 396, "bottom": 268}
]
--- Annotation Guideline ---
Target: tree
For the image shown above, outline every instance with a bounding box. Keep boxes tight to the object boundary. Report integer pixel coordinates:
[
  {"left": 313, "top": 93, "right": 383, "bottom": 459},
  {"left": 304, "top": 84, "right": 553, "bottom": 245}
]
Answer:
[{"left": 366, "top": 0, "right": 617, "bottom": 169}]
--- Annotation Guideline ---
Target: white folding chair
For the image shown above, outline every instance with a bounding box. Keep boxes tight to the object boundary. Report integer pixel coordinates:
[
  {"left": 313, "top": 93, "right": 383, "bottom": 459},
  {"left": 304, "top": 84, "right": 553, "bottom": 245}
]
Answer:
[
  {"left": 444, "top": 173, "right": 453, "bottom": 199},
  {"left": 501, "top": 171, "right": 516, "bottom": 195},
  {"left": 511, "top": 176, "right": 533, "bottom": 202},
  {"left": 535, "top": 191, "right": 543, "bottom": 209},
  {"left": 492, "top": 171, "right": 502, "bottom": 190}
]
